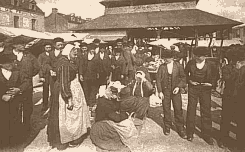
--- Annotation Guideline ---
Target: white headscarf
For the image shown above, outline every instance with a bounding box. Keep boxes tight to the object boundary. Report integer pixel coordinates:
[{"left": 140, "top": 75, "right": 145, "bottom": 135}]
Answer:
[{"left": 61, "top": 44, "right": 75, "bottom": 60}]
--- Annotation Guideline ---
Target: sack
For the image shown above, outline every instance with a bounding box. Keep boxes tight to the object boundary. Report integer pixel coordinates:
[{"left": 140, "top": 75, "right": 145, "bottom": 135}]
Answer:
[
  {"left": 216, "top": 79, "right": 225, "bottom": 95},
  {"left": 112, "top": 112, "right": 138, "bottom": 140}
]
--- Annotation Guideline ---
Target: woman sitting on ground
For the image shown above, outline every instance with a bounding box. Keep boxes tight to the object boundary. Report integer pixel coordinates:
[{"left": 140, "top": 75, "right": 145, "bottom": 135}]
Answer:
[{"left": 90, "top": 82, "right": 131, "bottom": 151}]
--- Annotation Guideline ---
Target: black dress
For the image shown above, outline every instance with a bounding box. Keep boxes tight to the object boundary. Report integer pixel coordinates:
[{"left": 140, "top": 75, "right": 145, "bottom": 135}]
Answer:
[{"left": 0, "top": 70, "right": 23, "bottom": 149}]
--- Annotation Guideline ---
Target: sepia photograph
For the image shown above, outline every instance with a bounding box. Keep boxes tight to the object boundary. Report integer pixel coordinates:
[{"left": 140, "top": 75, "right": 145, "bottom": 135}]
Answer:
[{"left": 0, "top": 0, "right": 244, "bottom": 151}]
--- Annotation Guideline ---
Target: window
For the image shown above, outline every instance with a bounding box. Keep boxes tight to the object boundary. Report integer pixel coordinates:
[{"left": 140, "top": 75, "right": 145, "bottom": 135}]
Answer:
[
  {"left": 11, "top": 0, "right": 20, "bottom": 6},
  {"left": 31, "top": 19, "right": 36, "bottom": 30},
  {"left": 29, "top": 4, "right": 36, "bottom": 10},
  {"left": 14, "top": 16, "right": 19, "bottom": 28}
]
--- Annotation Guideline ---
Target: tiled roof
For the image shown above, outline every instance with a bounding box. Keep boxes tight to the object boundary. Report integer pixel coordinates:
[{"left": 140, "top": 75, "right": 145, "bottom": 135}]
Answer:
[
  {"left": 71, "top": 9, "right": 242, "bottom": 33},
  {"left": 56, "top": 12, "right": 86, "bottom": 24},
  {"left": 0, "top": 0, "right": 44, "bottom": 15},
  {"left": 100, "top": 0, "right": 199, "bottom": 5}
]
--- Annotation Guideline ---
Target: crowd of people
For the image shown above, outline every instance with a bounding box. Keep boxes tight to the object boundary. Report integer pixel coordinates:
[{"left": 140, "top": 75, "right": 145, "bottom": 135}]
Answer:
[{"left": 0, "top": 35, "right": 244, "bottom": 152}]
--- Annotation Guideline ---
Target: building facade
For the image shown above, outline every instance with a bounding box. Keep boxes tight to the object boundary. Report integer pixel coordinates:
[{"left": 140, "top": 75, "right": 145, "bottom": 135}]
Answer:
[
  {"left": 45, "top": 8, "right": 86, "bottom": 33},
  {"left": 0, "top": 0, "right": 45, "bottom": 32}
]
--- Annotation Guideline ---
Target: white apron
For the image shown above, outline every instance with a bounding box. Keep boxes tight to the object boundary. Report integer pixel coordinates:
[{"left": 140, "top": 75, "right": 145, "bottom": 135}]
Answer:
[{"left": 58, "top": 75, "right": 91, "bottom": 144}]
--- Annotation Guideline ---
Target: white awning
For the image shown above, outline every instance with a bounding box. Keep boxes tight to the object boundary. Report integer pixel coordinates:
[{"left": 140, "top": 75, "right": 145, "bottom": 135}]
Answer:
[
  {"left": 149, "top": 38, "right": 243, "bottom": 48},
  {"left": 0, "top": 26, "right": 88, "bottom": 41},
  {"left": 85, "top": 30, "right": 127, "bottom": 41}
]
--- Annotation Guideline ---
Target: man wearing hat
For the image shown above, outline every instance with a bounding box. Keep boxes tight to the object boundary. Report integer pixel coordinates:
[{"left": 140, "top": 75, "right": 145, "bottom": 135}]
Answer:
[
  {"left": 93, "top": 38, "right": 101, "bottom": 54},
  {"left": 117, "top": 39, "right": 136, "bottom": 84},
  {"left": 156, "top": 50, "right": 187, "bottom": 138},
  {"left": 38, "top": 42, "right": 52, "bottom": 112},
  {"left": 96, "top": 43, "right": 111, "bottom": 87},
  {"left": 233, "top": 52, "right": 245, "bottom": 151},
  {"left": 82, "top": 43, "right": 100, "bottom": 108},
  {"left": 49, "top": 37, "right": 64, "bottom": 100},
  {"left": 77, "top": 42, "right": 88, "bottom": 85},
  {"left": 111, "top": 48, "right": 126, "bottom": 82},
  {"left": 11, "top": 37, "right": 40, "bottom": 135},
  {"left": 0, "top": 52, "right": 30, "bottom": 148},
  {"left": 185, "top": 47, "right": 218, "bottom": 145},
  {"left": 218, "top": 51, "right": 239, "bottom": 148}
]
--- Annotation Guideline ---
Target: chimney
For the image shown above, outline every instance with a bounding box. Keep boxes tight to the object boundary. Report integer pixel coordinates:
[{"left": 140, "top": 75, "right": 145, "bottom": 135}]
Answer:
[{"left": 52, "top": 8, "right": 58, "bottom": 13}]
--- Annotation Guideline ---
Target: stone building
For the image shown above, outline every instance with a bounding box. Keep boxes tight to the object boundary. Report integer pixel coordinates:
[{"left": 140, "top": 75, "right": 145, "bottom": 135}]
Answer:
[
  {"left": 71, "top": 0, "right": 241, "bottom": 42},
  {"left": 44, "top": 8, "right": 86, "bottom": 33},
  {"left": 0, "top": 0, "right": 45, "bottom": 32}
]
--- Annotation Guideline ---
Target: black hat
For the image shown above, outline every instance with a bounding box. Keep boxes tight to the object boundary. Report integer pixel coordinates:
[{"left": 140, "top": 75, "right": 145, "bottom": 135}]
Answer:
[
  {"left": 93, "top": 38, "right": 100, "bottom": 43},
  {"left": 88, "top": 43, "right": 96, "bottom": 50},
  {"left": 116, "top": 38, "right": 123, "bottom": 43},
  {"left": 193, "top": 47, "right": 210, "bottom": 57},
  {"left": 53, "top": 37, "right": 64, "bottom": 43},
  {"left": 12, "top": 37, "right": 27, "bottom": 45},
  {"left": 43, "top": 41, "right": 52, "bottom": 46},
  {"left": 0, "top": 53, "right": 16, "bottom": 64},
  {"left": 119, "top": 87, "right": 131, "bottom": 99},
  {"left": 162, "top": 50, "right": 173, "bottom": 58},
  {"left": 80, "top": 42, "right": 87, "bottom": 47}
]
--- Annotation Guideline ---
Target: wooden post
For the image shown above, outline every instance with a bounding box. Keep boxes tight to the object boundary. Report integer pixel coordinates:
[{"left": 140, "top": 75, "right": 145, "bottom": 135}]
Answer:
[{"left": 156, "top": 29, "right": 162, "bottom": 40}]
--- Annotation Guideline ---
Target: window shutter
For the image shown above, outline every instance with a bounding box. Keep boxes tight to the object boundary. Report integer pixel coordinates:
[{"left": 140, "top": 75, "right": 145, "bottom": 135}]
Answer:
[{"left": 11, "top": 0, "right": 14, "bottom": 5}]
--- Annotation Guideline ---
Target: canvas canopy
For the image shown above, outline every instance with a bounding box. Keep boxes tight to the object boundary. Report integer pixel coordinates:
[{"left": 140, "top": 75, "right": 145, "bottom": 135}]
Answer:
[
  {"left": 149, "top": 38, "right": 243, "bottom": 48},
  {"left": 0, "top": 26, "right": 88, "bottom": 41}
]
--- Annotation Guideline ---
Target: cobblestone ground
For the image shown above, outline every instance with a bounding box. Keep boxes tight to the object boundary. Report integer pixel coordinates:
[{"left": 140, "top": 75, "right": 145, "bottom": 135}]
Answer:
[{"left": 6, "top": 83, "right": 238, "bottom": 152}]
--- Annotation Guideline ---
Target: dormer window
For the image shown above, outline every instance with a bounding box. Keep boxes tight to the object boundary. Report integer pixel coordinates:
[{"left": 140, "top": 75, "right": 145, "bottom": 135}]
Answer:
[
  {"left": 11, "top": 0, "right": 20, "bottom": 6},
  {"left": 29, "top": 3, "right": 36, "bottom": 10},
  {"left": 29, "top": 0, "right": 36, "bottom": 10}
]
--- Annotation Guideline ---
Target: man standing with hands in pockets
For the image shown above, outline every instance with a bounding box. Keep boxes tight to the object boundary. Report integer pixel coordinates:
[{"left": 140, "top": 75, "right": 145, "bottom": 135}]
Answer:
[{"left": 156, "top": 50, "right": 187, "bottom": 139}]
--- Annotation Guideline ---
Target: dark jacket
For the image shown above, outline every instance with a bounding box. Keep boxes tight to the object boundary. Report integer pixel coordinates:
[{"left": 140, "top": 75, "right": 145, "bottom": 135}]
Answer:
[
  {"left": 49, "top": 50, "right": 62, "bottom": 72},
  {"left": 16, "top": 52, "right": 40, "bottom": 91},
  {"left": 156, "top": 61, "right": 186, "bottom": 93},
  {"left": 111, "top": 55, "right": 127, "bottom": 75},
  {"left": 95, "top": 97, "right": 127, "bottom": 123},
  {"left": 82, "top": 53, "right": 100, "bottom": 80},
  {"left": 38, "top": 52, "right": 52, "bottom": 78},
  {"left": 184, "top": 59, "right": 218, "bottom": 88},
  {"left": 96, "top": 52, "right": 111, "bottom": 77}
]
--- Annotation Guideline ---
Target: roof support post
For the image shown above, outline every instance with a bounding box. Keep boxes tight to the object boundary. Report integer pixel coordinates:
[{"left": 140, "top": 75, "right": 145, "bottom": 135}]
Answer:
[{"left": 156, "top": 29, "right": 162, "bottom": 40}]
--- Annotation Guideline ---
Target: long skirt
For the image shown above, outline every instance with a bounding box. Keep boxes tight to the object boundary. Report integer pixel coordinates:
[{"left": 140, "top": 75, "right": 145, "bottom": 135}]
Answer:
[
  {"left": 47, "top": 76, "right": 91, "bottom": 147},
  {"left": 0, "top": 97, "right": 22, "bottom": 149},
  {"left": 90, "top": 121, "right": 129, "bottom": 151}
]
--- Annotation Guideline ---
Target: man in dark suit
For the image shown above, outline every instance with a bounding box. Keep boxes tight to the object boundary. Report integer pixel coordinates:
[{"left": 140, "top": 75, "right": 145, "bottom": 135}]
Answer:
[
  {"left": 49, "top": 37, "right": 64, "bottom": 99},
  {"left": 93, "top": 39, "right": 101, "bottom": 55},
  {"left": 11, "top": 37, "right": 40, "bottom": 134},
  {"left": 81, "top": 44, "right": 100, "bottom": 108},
  {"left": 77, "top": 42, "right": 88, "bottom": 87},
  {"left": 185, "top": 47, "right": 218, "bottom": 145},
  {"left": 38, "top": 42, "right": 52, "bottom": 112},
  {"left": 156, "top": 50, "right": 187, "bottom": 139},
  {"left": 96, "top": 44, "right": 111, "bottom": 87}
]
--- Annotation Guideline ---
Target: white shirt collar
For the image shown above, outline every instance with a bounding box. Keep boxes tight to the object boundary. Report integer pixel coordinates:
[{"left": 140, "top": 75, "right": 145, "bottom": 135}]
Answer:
[
  {"left": 115, "top": 55, "right": 119, "bottom": 60},
  {"left": 54, "top": 49, "right": 61, "bottom": 57},
  {"left": 13, "top": 50, "right": 23, "bottom": 61},
  {"left": 167, "top": 61, "right": 174, "bottom": 74},
  {"left": 100, "top": 52, "right": 104, "bottom": 60},
  {"left": 88, "top": 53, "right": 94, "bottom": 61},
  {"left": 45, "top": 52, "right": 49, "bottom": 56},
  {"left": 1, "top": 68, "right": 12, "bottom": 80}
]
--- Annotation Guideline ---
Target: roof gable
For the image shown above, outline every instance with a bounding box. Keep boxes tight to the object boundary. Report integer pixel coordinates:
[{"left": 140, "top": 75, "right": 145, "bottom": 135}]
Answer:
[{"left": 71, "top": 9, "right": 242, "bottom": 33}]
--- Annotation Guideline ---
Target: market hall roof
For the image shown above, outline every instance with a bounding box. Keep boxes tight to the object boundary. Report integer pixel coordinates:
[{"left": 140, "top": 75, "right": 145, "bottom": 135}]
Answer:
[
  {"left": 71, "top": 9, "right": 242, "bottom": 33},
  {"left": 100, "top": 0, "right": 199, "bottom": 6}
]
